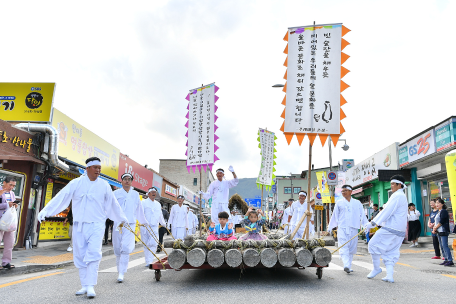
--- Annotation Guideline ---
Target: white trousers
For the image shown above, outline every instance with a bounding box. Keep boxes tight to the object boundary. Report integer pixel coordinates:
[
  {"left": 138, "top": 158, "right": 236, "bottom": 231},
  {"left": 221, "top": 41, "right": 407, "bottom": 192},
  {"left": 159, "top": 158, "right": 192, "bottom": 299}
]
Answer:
[
  {"left": 368, "top": 228, "right": 403, "bottom": 266},
  {"left": 112, "top": 222, "right": 136, "bottom": 274},
  {"left": 172, "top": 227, "right": 187, "bottom": 240},
  {"left": 140, "top": 225, "right": 159, "bottom": 265},
  {"left": 73, "top": 222, "right": 105, "bottom": 286},
  {"left": 211, "top": 203, "right": 231, "bottom": 225},
  {"left": 337, "top": 227, "right": 359, "bottom": 268}
]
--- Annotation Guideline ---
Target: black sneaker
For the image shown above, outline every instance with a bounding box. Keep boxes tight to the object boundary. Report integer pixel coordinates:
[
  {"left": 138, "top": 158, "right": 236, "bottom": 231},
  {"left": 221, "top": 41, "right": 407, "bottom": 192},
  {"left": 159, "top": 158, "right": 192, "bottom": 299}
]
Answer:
[{"left": 444, "top": 261, "right": 454, "bottom": 267}]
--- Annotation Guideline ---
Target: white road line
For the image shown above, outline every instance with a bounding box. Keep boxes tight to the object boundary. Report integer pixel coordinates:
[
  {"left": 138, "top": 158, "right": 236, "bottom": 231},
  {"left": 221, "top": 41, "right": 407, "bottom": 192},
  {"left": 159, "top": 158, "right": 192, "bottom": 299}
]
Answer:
[
  {"left": 351, "top": 261, "right": 386, "bottom": 272},
  {"left": 325, "top": 263, "right": 344, "bottom": 271},
  {"left": 99, "top": 254, "right": 166, "bottom": 273}
]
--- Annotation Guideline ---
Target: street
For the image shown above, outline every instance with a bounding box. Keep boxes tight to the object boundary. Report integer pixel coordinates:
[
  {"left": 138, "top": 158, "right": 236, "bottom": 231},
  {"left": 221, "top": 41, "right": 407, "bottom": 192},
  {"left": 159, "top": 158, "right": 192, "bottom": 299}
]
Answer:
[{"left": 1, "top": 244, "right": 455, "bottom": 304}]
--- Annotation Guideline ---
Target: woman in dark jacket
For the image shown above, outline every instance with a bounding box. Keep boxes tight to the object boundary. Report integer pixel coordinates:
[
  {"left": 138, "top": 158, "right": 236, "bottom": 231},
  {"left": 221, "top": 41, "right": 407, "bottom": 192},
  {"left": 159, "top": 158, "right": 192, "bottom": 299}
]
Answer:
[{"left": 432, "top": 198, "right": 453, "bottom": 266}]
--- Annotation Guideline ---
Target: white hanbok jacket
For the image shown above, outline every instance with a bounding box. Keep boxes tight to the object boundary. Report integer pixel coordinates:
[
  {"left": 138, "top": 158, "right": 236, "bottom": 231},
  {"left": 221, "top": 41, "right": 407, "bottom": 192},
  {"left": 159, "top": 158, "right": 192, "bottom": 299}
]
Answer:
[
  {"left": 142, "top": 198, "right": 166, "bottom": 227},
  {"left": 169, "top": 204, "right": 188, "bottom": 229},
  {"left": 372, "top": 189, "right": 408, "bottom": 234},
  {"left": 113, "top": 188, "right": 148, "bottom": 225},
  {"left": 327, "top": 197, "right": 368, "bottom": 231},
  {"left": 202, "top": 178, "right": 239, "bottom": 205}
]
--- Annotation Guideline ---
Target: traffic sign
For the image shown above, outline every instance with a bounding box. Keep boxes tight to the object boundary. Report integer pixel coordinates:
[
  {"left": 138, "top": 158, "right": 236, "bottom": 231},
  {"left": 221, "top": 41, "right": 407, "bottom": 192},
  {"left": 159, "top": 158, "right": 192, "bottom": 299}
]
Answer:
[
  {"left": 327, "top": 171, "right": 338, "bottom": 186},
  {"left": 315, "top": 192, "right": 323, "bottom": 205}
]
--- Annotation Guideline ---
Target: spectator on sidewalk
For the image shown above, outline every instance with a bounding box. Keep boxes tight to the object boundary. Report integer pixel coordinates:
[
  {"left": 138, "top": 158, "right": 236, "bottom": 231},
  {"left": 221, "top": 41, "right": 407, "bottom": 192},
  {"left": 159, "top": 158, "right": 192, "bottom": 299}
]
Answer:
[
  {"left": 0, "top": 176, "right": 18, "bottom": 270},
  {"left": 427, "top": 199, "right": 441, "bottom": 260},
  {"left": 407, "top": 203, "right": 421, "bottom": 247},
  {"left": 371, "top": 204, "right": 380, "bottom": 220},
  {"left": 433, "top": 198, "right": 454, "bottom": 266},
  {"left": 103, "top": 219, "right": 113, "bottom": 245},
  {"left": 63, "top": 205, "right": 73, "bottom": 252}
]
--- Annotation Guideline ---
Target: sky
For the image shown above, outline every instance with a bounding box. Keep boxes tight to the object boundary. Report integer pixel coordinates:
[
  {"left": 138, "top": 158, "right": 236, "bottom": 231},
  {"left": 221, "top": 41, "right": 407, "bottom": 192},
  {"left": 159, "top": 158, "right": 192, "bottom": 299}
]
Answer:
[{"left": 1, "top": 0, "right": 455, "bottom": 178}]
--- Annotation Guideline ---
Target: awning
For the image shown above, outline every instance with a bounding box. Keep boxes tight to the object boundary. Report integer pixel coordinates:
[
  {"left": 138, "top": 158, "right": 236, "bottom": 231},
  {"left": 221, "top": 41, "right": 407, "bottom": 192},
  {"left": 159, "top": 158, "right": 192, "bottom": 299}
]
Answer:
[
  {"left": 0, "top": 152, "right": 45, "bottom": 165},
  {"left": 78, "top": 168, "right": 121, "bottom": 188}
]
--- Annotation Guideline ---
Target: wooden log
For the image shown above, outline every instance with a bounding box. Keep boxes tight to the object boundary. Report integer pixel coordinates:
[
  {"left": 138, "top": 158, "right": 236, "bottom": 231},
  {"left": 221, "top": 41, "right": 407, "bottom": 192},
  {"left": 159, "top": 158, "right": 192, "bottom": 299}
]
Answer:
[
  {"left": 225, "top": 249, "right": 242, "bottom": 268},
  {"left": 277, "top": 248, "right": 296, "bottom": 267},
  {"left": 260, "top": 248, "right": 277, "bottom": 268},
  {"left": 207, "top": 249, "right": 224, "bottom": 268},
  {"left": 187, "top": 248, "right": 206, "bottom": 267},
  {"left": 168, "top": 249, "right": 186, "bottom": 269},
  {"left": 295, "top": 248, "right": 313, "bottom": 267},
  {"left": 312, "top": 247, "right": 332, "bottom": 266},
  {"left": 242, "top": 248, "right": 260, "bottom": 267},
  {"left": 184, "top": 235, "right": 195, "bottom": 247}
]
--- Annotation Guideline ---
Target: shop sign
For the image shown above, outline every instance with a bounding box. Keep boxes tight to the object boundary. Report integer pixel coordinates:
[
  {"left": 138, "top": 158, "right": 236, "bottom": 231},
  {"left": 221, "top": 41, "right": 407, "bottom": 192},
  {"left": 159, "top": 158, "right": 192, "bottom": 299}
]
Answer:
[
  {"left": 58, "top": 171, "right": 79, "bottom": 181},
  {"left": 0, "top": 83, "right": 55, "bottom": 122},
  {"left": 342, "top": 159, "right": 354, "bottom": 171},
  {"left": 39, "top": 221, "right": 70, "bottom": 240},
  {"left": 435, "top": 118, "right": 456, "bottom": 152},
  {"left": 179, "top": 186, "right": 195, "bottom": 202},
  {"left": 165, "top": 184, "right": 177, "bottom": 197},
  {"left": 346, "top": 143, "right": 399, "bottom": 188},
  {"left": 118, "top": 153, "right": 153, "bottom": 192},
  {"left": 52, "top": 109, "right": 120, "bottom": 179},
  {"left": 0, "top": 130, "right": 33, "bottom": 153},
  {"left": 193, "top": 195, "right": 199, "bottom": 205},
  {"left": 399, "top": 130, "right": 436, "bottom": 167},
  {"left": 153, "top": 174, "right": 163, "bottom": 194}
]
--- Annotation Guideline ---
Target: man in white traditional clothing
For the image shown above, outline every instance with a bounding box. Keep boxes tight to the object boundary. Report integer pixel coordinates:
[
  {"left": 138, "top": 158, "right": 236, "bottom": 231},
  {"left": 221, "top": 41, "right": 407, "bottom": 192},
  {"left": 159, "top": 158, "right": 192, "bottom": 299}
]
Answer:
[
  {"left": 200, "top": 167, "right": 238, "bottom": 225},
  {"left": 288, "top": 191, "right": 314, "bottom": 240},
  {"left": 38, "top": 157, "right": 128, "bottom": 299},
  {"left": 141, "top": 187, "right": 167, "bottom": 267},
  {"left": 113, "top": 173, "right": 149, "bottom": 283},
  {"left": 327, "top": 184, "right": 368, "bottom": 273},
  {"left": 186, "top": 204, "right": 197, "bottom": 235},
  {"left": 281, "top": 199, "right": 293, "bottom": 234},
  {"left": 168, "top": 195, "right": 188, "bottom": 240},
  {"left": 365, "top": 175, "right": 408, "bottom": 283}
]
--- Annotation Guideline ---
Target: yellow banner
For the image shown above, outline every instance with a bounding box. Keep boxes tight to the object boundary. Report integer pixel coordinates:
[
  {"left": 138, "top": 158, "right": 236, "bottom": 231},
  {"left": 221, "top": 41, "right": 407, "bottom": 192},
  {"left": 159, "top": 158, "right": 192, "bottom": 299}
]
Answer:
[
  {"left": 445, "top": 149, "right": 456, "bottom": 223},
  {"left": 39, "top": 221, "right": 70, "bottom": 240},
  {"left": 44, "top": 182, "right": 54, "bottom": 207},
  {"left": 0, "top": 83, "right": 55, "bottom": 122},
  {"left": 316, "top": 171, "right": 331, "bottom": 204},
  {"left": 52, "top": 109, "right": 120, "bottom": 179}
]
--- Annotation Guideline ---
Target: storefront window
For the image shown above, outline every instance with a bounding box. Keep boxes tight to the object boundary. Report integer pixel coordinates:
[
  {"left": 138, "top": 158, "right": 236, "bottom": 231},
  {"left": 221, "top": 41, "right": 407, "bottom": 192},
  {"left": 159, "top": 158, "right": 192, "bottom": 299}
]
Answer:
[{"left": 428, "top": 180, "right": 454, "bottom": 232}]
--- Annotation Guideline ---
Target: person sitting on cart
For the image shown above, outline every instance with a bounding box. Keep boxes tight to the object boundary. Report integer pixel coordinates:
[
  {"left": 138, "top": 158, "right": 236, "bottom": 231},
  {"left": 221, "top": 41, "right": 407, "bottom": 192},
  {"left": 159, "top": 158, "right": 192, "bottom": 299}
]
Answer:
[
  {"left": 207, "top": 211, "right": 237, "bottom": 241},
  {"left": 239, "top": 207, "right": 268, "bottom": 241}
]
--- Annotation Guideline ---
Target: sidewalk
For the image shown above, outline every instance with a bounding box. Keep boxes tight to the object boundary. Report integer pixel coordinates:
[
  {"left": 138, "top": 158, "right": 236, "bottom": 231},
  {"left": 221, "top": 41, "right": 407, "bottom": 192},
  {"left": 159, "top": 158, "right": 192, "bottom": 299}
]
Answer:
[{"left": 0, "top": 234, "right": 174, "bottom": 277}]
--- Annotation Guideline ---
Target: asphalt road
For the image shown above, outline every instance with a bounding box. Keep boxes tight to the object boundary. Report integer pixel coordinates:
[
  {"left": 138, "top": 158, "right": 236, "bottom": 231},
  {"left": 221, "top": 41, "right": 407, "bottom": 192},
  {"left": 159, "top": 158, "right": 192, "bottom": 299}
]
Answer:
[{"left": 1, "top": 247, "right": 455, "bottom": 304}]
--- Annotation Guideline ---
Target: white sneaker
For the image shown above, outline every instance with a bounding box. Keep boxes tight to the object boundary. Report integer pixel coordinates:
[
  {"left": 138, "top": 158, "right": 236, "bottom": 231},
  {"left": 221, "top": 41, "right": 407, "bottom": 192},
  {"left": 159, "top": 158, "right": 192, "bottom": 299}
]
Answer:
[
  {"left": 87, "top": 286, "right": 96, "bottom": 298},
  {"left": 117, "top": 273, "right": 124, "bottom": 283},
  {"left": 67, "top": 246, "right": 73, "bottom": 252},
  {"left": 75, "top": 286, "right": 87, "bottom": 296},
  {"left": 409, "top": 244, "right": 416, "bottom": 247}
]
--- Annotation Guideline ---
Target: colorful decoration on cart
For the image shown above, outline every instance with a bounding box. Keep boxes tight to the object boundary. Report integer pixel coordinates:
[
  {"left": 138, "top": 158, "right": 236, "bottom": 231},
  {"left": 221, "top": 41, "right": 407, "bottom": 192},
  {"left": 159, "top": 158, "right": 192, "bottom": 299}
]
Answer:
[
  {"left": 280, "top": 23, "right": 350, "bottom": 146},
  {"left": 185, "top": 83, "right": 219, "bottom": 173},
  {"left": 256, "top": 128, "right": 277, "bottom": 190}
]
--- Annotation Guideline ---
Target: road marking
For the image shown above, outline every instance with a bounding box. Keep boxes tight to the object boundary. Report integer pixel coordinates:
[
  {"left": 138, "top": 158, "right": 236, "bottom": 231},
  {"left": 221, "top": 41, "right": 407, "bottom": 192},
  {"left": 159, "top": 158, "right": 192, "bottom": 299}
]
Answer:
[
  {"left": 130, "top": 250, "right": 144, "bottom": 256},
  {"left": 325, "top": 263, "right": 344, "bottom": 271},
  {"left": 352, "top": 261, "right": 386, "bottom": 272},
  {"left": 441, "top": 274, "right": 456, "bottom": 279},
  {"left": 396, "top": 262, "right": 417, "bottom": 269},
  {"left": 99, "top": 253, "right": 166, "bottom": 273},
  {"left": 0, "top": 272, "right": 64, "bottom": 289}
]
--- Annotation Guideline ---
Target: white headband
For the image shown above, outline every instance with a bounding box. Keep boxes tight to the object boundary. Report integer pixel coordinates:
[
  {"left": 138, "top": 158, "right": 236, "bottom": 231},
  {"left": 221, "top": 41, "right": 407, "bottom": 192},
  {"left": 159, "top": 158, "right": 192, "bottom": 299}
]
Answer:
[
  {"left": 342, "top": 186, "right": 353, "bottom": 191},
  {"left": 216, "top": 169, "right": 224, "bottom": 173},
  {"left": 86, "top": 160, "right": 101, "bottom": 167},
  {"left": 299, "top": 191, "right": 307, "bottom": 196},
  {"left": 391, "top": 179, "right": 407, "bottom": 188},
  {"left": 148, "top": 188, "right": 158, "bottom": 193},
  {"left": 121, "top": 173, "right": 133, "bottom": 180}
]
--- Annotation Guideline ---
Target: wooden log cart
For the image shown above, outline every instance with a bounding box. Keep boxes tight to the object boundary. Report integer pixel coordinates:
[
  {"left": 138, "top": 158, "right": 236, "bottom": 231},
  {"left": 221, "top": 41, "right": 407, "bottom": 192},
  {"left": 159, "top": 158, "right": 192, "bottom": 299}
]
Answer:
[{"left": 150, "top": 234, "right": 335, "bottom": 281}]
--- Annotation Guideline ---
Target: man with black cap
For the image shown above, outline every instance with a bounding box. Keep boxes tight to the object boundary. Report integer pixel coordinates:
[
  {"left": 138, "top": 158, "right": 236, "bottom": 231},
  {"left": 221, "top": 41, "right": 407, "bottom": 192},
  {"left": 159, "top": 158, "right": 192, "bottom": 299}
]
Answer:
[
  {"left": 288, "top": 191, "right": 314, "bottom": 240},
  {"left": 327, "top": 184, "right": 368, "bottom": 273},
  {"left": 281, "top": 199, "right": 294, "bottom": 234},
  {"left": 113, "top": 173, "right": 149, "bottom": 283},
  {"left": 141, "top": 187, "right": 167, "bottom": 267},
  {"left": 38, "top": 157, "right": 128, "bottom": 298},
  {"left": 168, "top": 194, "right": 188, "bottom": 240},
  {"left": 365, "top": 174, "right": 408, "bottom": 283},
  {"left": 200, "top": 166, "right": 238, "bottom": 225}
]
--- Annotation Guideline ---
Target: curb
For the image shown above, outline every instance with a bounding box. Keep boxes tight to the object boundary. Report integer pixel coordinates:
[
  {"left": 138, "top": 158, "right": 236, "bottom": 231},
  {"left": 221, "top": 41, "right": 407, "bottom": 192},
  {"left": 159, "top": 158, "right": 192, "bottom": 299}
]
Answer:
[{"left": 0, "top": 243, "right": 143, "bottom": 277}]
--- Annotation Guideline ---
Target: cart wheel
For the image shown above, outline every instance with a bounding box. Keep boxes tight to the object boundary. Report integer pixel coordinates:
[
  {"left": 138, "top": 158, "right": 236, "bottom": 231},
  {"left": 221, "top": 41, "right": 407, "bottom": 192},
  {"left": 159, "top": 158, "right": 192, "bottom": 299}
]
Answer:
[
  {"left": 316, "top": 268, "right": 323, "bottom": 279},
  {"left": 154, "top": 270, "right": 161, "bottom": 281}
]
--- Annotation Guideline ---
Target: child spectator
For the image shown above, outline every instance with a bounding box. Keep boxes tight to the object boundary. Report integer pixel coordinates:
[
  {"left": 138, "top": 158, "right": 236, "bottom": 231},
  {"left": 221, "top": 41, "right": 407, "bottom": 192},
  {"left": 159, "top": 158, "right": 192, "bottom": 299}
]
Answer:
[
  {"left": 239, "top": 207, "right": 268, "bottom": 241},
  {"left": 206, "top": 211, "right": 237, "bottom": 241}
]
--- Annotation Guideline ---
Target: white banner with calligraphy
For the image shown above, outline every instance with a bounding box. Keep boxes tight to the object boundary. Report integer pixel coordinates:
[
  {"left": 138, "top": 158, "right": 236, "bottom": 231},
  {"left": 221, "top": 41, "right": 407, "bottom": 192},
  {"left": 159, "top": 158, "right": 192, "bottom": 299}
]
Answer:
[
  {"left": 285, "top": 24, "right": 342, "bottom": 134},
  {"left": 185, "top": 83, "right": 219, "bottom": 172},
  {"left": 256, "top": 128, "right": 277, "bottom": 190}
]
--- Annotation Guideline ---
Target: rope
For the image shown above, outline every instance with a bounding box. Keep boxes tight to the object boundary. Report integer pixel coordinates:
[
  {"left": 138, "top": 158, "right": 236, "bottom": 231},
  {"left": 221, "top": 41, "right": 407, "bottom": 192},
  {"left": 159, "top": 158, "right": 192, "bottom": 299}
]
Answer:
[
  {"left": 139, "top": 224, "right": 168, "bottom": 256},
  {"left": 119, "top": 223, "right": 166, "bottom": 269},
  {"left": 332, "top": 228, "right": 366, "bottom": 255}
]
